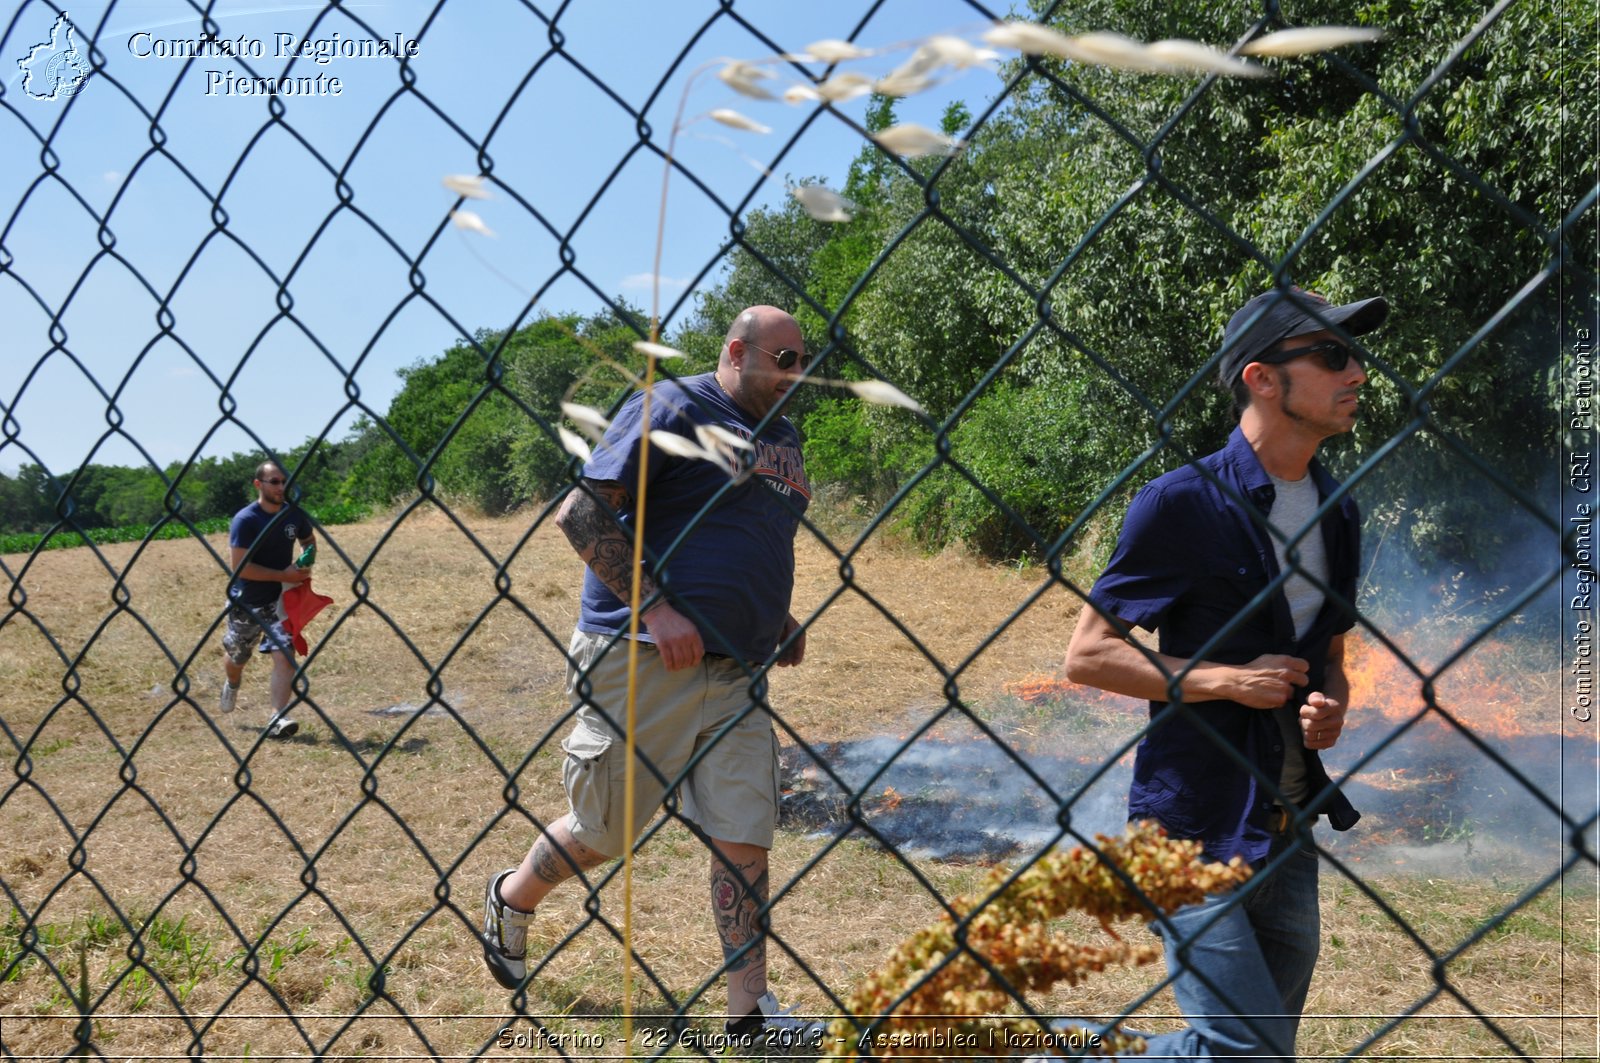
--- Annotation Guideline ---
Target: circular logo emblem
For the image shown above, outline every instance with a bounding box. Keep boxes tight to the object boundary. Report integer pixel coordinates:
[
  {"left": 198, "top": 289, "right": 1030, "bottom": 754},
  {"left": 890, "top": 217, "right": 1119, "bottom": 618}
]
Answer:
[{"left": 44, "top": 48, "right": 90, "bottom": 98}]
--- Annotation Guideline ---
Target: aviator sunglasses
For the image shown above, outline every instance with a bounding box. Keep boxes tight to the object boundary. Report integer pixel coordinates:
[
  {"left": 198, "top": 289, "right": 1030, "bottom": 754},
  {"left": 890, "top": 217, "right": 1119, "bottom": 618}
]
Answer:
[
  {"left": 747, "top": 342, "right": 815, "bottom": 372},
  {"left": 1271, "top": 339, "right": 1364, "bottom": 373}
]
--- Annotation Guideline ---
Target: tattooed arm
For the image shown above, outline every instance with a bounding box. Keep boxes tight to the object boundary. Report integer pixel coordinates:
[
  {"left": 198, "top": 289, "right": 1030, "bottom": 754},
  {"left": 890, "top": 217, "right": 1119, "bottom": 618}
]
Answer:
[{"left": 555, "top": 478, "right": 704, "bottom": 670}]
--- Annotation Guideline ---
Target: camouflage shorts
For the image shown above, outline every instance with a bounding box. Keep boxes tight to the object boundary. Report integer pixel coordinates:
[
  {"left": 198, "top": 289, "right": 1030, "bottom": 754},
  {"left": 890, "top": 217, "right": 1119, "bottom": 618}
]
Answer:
[{"left": 222, "top": 603, "right": 292, "bottom": 664}]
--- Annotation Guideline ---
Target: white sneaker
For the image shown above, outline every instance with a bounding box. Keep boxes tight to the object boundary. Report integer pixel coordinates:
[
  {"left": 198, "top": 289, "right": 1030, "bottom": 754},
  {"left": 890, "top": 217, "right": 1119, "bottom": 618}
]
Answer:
[
  {"left": 482, "top": 869, "right": 535, "bottom": 989},
  {"left": 725, "top": 991, "right": 827, "bottom": 1055},
  {"left": 266, "top": 713, "right": 298, "bottom": 739},
  {"left": 219, "top": 682, "right": 237, "bottom": 714}
]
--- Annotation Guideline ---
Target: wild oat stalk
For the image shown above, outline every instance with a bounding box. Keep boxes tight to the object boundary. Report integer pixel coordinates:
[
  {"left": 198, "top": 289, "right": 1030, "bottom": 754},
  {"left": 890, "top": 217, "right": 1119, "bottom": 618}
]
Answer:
[{"left": 826, "top": 821, "right": 1252, "bottom": 1058}]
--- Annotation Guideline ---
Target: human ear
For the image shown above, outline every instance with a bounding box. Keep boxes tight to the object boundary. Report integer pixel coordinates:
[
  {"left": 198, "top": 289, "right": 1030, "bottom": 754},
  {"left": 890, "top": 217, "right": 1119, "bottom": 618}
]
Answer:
[{"left": 1241, "top": 361, "right": 1279, "bottom": 397}]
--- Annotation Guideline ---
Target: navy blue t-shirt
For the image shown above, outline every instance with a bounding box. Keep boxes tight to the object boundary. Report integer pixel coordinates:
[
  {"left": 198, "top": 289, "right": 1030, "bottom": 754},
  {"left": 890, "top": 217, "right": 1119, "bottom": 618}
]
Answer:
[
  {"left": 228, "top": 501, "right": 311, "bottom": 608},
  {"left": 577, "top": 373, "right": 810, "bottom": 662},
  {"left": 1088, "top": 426, "right": 1361, "bottom": 862}
]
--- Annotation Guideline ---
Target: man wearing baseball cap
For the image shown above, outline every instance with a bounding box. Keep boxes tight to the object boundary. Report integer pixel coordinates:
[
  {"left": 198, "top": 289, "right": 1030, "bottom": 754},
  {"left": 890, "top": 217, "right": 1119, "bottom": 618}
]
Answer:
[{"left": 1058, "top": 286, "right": 1387, "bottom": 1059}]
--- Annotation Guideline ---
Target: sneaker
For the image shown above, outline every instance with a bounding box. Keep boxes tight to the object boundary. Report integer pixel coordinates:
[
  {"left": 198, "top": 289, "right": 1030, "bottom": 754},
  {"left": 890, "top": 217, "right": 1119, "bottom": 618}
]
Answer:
[
  {"left": 219, "top": 682, "right": 237, "bottom": 714},
  {"left": 266, "top": 713, "right": 298, "bottom": 740},
  {"left": 482, "top": 868, "right": 535, "bottom": 989},
  {"left": 724, "top": 991, "right": 827, "bottom": 1055}
]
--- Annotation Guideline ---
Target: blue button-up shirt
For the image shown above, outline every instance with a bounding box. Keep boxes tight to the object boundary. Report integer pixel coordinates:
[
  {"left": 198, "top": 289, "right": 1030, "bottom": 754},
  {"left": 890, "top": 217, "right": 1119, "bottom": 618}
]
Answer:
[{"left": 1088, "top": 426, "right": 1361, "bottom": 862}]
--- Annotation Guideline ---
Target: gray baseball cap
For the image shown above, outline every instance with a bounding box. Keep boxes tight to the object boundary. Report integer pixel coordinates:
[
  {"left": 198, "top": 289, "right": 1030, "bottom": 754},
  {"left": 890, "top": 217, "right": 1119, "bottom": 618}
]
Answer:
[{"left": 1218, "top": 287, "right": 1389, "bottom": 386}]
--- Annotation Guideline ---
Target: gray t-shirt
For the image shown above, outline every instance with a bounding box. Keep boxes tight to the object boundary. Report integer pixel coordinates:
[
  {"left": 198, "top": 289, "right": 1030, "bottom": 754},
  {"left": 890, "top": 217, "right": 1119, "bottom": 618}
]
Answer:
[{"left": 1268, "top": 472, "right": 1327, "bottom": 806}]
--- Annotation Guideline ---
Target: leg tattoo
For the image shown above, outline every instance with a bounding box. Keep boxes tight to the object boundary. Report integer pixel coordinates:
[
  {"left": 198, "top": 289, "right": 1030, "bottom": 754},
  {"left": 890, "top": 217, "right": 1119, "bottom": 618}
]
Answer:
[
  {"left": 530, "top": 833, "right": 588, "bottom": 885},
  {"left": 711, "top": 858, "right": 769, "bottom": 976}
]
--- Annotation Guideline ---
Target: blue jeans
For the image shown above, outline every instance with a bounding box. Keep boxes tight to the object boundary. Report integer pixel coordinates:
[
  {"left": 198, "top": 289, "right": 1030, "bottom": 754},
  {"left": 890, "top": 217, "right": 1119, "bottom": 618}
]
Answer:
[{"left": 1128, "top": 830, "right": 1321, "bottom": 1061}]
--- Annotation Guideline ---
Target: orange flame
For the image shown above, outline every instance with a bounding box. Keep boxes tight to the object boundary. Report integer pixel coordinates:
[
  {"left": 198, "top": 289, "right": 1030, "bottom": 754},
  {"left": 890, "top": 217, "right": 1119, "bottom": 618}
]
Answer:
[
  {"left": 1341, "top": 632, "right": 1544, "bottom": 740},
  {"left": 1004, "top": 673, "right": 1142, "bottom": 714},
  {"left": 1005, "top": 633, "right": 1548, "bottom": 741},
  {"left": 874, "top": 786, "right": 904, "bottom": 812}
]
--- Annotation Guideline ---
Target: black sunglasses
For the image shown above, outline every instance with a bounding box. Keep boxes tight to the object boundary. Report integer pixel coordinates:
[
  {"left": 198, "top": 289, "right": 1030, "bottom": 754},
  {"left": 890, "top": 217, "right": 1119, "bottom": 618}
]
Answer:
[
  {"left": 1271, "top": 339, "right": 1363, "bottom": 373},
  {"left": 747, "top": 342, "right": 815, "bottom": 372},
  {"left": 258, "top": 477, "right": 286, "bottom": 485}
]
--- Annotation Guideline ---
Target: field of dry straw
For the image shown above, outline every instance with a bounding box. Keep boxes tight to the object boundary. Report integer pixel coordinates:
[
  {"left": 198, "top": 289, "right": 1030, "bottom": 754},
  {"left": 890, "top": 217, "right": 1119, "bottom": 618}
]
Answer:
[{"left": 1, "top": 508, "right": 1593, "bottom": 1059}]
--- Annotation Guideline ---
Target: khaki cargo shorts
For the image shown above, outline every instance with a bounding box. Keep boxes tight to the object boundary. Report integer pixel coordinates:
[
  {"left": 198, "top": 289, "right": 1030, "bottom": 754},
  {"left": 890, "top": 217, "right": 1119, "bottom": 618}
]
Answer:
[{"left": 560, "top": 628, "right": 781, "bottom": 856}]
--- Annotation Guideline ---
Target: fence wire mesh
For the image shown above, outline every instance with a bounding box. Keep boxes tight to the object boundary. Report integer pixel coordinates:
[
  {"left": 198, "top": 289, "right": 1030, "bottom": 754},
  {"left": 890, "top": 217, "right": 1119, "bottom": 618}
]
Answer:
[{"left": 1, "top": 0, "right": 1596, "bottom": 1059}]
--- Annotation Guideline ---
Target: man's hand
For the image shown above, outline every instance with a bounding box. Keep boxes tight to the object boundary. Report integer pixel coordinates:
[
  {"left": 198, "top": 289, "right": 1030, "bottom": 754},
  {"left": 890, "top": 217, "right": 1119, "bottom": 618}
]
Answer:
[
  {"left": 775, "top": 613, "right": 806, "bottom": 667},
  {"left": 280, "top": 566, "right": 312, "bottom": 585},
  {"left": 1227, "top": 654, "right": 1310, "bottom": 708},
  {"left": 1299, "top": 691, "right": 1346, "bottom": 750},
  {"left": 643, "top": 602, "right": 704, "bottom": 671}
]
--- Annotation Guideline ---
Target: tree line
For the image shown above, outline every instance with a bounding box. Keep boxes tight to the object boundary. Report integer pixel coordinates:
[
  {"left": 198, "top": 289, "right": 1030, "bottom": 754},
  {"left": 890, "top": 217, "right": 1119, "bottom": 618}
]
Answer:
[{"left": 0, "top": 438, "right": 368, "bottom": 537}]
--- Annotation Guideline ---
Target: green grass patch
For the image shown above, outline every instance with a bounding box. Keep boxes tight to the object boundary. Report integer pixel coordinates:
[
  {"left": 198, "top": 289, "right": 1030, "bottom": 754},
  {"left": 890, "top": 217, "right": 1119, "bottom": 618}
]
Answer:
[{"left": 0, "top": 504, "right": 367, "bottom": 556}]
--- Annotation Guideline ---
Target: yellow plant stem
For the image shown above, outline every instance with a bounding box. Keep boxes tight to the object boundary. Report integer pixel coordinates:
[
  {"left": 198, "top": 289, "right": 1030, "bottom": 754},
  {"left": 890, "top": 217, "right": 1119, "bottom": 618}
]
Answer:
[{"left": 619, "top": 349, "right": 657, "bottom": 1054}]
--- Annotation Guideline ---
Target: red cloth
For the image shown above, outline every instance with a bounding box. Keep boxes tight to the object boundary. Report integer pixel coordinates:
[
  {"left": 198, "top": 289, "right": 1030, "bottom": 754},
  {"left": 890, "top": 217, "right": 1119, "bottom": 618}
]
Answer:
[{"left": 280, "top": 580, "right": 333, "bottom": 656}]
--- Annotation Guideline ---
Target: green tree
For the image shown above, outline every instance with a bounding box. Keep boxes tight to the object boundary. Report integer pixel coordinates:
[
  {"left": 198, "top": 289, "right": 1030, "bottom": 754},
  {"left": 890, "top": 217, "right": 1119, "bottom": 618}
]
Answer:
[
  {"left": 782, "top": 0, "right": 1590, "bottom": 563},
  {"left": 347, "top": 304, "right": 653, "bottom": 513},
  {"left": 0, "top": 464, "right": 60, "bottom": 532},
  {"left": 975, "top": 0, "right": 1593, "bottom": 569},
  {"left": 347, "top": 332, "right": 527, "bottom": 512}
]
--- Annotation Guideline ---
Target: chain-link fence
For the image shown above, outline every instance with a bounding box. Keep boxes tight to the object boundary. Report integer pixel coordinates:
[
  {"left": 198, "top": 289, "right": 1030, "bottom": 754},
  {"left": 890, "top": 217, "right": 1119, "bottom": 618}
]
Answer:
[{"left": 2, "top": 0, "right": 1596, "bottom": 1059}]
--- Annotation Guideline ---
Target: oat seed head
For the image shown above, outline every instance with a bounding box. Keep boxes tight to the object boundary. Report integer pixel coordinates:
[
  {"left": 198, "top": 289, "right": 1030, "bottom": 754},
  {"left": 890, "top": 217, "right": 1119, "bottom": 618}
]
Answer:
[
  {"left": 717, "top": 60, "right": 778, "bottom": 100},
  {"left": 981, "top": 20, "right": 1085, "bottom": 60},
  {"left": 648, "top": 430, "right": 717, "bottom": 463},
  {"left": 448, "top": 209, "right": 495, "bottom": 237},
  {"left": 847, "top": 378, "right": 925, "bottom": 413},
  {"left": 801, "top": 38, "right": 871, "bottom": 64},
  {"left": 441, "top": 174, "right": 491, "bottom": 199},
  {"left": 815, "top": 71, "right": 875, "bottom": 102},
  {"left": 871, "top": 122, "right": 963, "bottom": 158},
  {"left": 1145, "top": 38, "right": 1266, "bottom": 77},
  {"left": 561, "top": 402, "right": 611, "bottom": 441},
  {"left": 1239, "top": 26, "right": 1384, "bottom": 56},
  {"left": 709, "top": 108, "right": 772, "bottom": 134},
  {"left": 790, "top": 185, "right": 856, "bottom": 223},
  {"left": 557, "top": 426, "right": 593, "bottom": 462},
  {"left": 632, "top": 341, "right": 687, "bottom": 360}
]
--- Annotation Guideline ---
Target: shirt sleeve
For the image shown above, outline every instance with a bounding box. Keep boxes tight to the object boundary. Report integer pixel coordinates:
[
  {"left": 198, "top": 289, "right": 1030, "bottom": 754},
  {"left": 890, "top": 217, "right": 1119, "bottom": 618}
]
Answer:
[
  {"left": 581, "top": 388, "right": 691, "bottom": 487},
  {"left": 1087, "top": 483, "right": 1195, "bottom": 633}
]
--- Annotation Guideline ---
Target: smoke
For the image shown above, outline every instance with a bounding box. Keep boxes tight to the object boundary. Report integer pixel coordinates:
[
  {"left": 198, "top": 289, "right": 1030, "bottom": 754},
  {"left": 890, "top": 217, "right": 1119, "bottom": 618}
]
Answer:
[
  {"left": 781, "top": 731, "right": 1133, "bottom": 863},
  {"left": 1354, "top": 457, "right": 1563, "bottom": 647},
  {"left": 1325, "top": 714, "right": 1572, "bottom": 873},
  {"left": 781, "top": 698, "right": 1580, "bottom": 875}
]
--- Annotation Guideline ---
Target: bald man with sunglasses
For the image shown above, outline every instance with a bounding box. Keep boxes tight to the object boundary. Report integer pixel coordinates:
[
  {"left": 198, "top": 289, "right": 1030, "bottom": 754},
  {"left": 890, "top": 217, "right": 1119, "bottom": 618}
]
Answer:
[
  {"left": 1056, "top": 288, "right": 1387, "bottom": 1060},
  {"left": 482, "top": 306, "right": 822, "bottom": 1049}
]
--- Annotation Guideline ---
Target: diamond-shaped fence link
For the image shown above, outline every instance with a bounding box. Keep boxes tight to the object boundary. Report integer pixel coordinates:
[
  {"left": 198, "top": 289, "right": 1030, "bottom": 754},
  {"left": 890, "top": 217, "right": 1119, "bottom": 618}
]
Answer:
[{"left": 1, "top": 0, "right": 1595, "bottom": 1059}]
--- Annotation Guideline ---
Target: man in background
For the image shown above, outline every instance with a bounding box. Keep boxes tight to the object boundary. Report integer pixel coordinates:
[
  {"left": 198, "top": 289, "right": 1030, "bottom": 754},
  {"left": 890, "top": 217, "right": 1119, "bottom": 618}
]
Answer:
[
  {"left": 220, "top": 461, "right": 314, "bottom": 740},
  {"left": 1060, "top": 287, "right": 1386, "bottom": 1059}
]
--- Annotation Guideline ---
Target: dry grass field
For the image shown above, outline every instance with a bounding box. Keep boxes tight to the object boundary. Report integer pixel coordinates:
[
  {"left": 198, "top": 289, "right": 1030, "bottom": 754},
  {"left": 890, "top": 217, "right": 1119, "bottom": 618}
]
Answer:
[{"left": 1, "top": 508, "right": 1593, "bottom": 1060}]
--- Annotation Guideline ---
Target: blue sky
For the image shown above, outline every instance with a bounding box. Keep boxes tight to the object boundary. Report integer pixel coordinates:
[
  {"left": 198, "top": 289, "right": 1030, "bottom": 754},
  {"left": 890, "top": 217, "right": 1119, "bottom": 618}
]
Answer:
[{"left": 1, "top": 0, "right": 1010, "bottom": 477}]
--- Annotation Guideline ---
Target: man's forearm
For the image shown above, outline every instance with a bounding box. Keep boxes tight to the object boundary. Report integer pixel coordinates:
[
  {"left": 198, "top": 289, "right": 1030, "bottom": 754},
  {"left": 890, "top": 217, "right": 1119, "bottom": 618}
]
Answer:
[
  {"left": 1069, "top": 632, "right": 1231, "bottom": 703},
  {"left": 555, "top": 481, "right": 662, "bottom": 610},
  {"left": 1066, "top": 607, "right": 1310, "bottom": 709}
]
